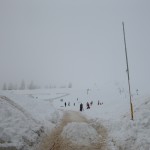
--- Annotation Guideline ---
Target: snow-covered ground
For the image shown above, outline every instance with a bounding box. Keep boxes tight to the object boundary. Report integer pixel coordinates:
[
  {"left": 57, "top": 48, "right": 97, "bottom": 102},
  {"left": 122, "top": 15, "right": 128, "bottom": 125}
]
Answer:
[{"left": 0, "top": 85, "right": 150, "bottom": 149}]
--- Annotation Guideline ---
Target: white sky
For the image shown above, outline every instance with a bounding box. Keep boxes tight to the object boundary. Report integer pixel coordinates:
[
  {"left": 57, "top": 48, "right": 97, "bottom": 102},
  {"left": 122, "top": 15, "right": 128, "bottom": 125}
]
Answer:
[{"left": 0, "top": 0, "right": 150, "bottom": 92}]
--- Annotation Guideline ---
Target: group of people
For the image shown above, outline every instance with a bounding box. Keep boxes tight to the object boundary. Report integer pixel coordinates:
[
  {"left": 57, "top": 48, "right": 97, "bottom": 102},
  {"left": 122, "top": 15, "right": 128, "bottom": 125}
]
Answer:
[
  {"left": 98, "top": 100, "right": 103, "bottom": 105},
  {"left": 64, "top": 101, "right": 76, "bottom": 107},
  {"left": 80, "top": 100, "right": 103, "bottom": 112},
  {"left": 80, "top": 101, "right": 92, "bottom": 111},
  {"left": 64, "top": 101, "right": 70, "bottom": 107},
  {"left": 63, "top": 98, "right": 103, "bottom": 112}
]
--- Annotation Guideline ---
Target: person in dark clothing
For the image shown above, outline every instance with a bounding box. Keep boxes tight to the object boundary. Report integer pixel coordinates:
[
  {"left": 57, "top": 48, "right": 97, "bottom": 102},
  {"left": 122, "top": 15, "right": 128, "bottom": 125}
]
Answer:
[
  {"left": 64, "top": 102, "right": 66, "bottom": 107},
  {"left": 68, "top": 102, "right": 70, "bottom": 106},
  {"left": 80, "top": 103, "right": 83, "bottom": 111},
  {"left": 86, "top": 102, "right": 90, "bottom": 109},
  {"left": 90, "top": 101, "right": 93, "bottom": 106}
]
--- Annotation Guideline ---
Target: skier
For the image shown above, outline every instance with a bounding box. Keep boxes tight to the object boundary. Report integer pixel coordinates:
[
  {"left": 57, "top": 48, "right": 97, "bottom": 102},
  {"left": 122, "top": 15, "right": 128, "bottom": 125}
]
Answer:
[
  {"left": 64, "top": 102, "right": 66, "bottom": 107},
  {"left": 68, "top": 102, "right": 70, "bottom": 106},
  {"left": 90, "top": 101, "right": 93, "bottom": 106},
  {"left": 86, "top": 102, "right": 90, "bottom": 109},
  {"left": 136, "top": 89, "right": 139, "bottom": 95},
  {"left": 80, "top": 103, "right": 83, "bottom": 111}
]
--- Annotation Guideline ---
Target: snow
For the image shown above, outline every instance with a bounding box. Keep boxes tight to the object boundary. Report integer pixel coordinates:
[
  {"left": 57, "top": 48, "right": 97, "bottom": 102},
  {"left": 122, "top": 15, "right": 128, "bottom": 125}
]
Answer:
[
  {"left": 0, "top": 90, "right": 63, "bottom": 128},
  {"left": 0, "top": 97, "right": 41, "bottom": 149},
  {"left": 110, "top": 98, "right": 150, "bottom": 150},
  {"left": 0, "top": 90, "right": 63, "bottom": 149},
  {"left": 0, "top": 85, "right": 150, "bottom": 149},
  {"left": 61, "top": 122, "right": 100, "bottom": 146}
]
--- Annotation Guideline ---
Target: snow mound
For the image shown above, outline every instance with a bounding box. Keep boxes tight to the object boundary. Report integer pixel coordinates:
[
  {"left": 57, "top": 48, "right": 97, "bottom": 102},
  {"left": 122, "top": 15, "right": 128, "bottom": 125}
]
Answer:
[
  {"left": 0, "top": 97, "right": 43, "bottom": 149},
  {"left": 61, "top": 122, "right": 100, "bottom": 146},
  {"left": 104, "top": 98, "right": 150, "bottom": 150}
]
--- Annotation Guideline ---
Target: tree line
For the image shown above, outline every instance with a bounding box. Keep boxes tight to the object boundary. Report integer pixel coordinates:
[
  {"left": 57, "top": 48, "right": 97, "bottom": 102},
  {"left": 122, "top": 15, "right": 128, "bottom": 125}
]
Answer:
[{"left": 2, "top": 80, "right": 72, "bottom": 90}]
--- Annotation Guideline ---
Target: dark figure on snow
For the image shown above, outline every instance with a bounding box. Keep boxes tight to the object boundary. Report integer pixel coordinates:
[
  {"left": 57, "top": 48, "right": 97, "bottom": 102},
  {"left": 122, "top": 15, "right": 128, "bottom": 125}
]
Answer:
[
  {"left": 98, "top": 100, "right": 100, "bottom": 105},
  {"left": 64, "top": 102, "right": 66, "bottom": 107},
  {"left": 68, "top": 102, "right": 70, "bottom": 106},
  {"left": 136, "top": 89, "right": 139, "bottom": 95},
  {"left": 90, "top": 101, "right": 93, "bottom": 106},
  {"left": 86, "top": 102, "right": 90, "bottom": 109},
  {"left": 80, "top": 103, "right": 83, "bottom": 111},
  {"left": 74, "top": 103, "right": 75, "bottom": 106}
]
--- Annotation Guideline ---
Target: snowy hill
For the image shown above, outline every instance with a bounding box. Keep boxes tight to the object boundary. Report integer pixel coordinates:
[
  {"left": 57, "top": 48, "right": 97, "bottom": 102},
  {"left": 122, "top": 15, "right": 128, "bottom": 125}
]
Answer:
[{"left": 0, "top": 87, "right": 150, "bottom": 149}]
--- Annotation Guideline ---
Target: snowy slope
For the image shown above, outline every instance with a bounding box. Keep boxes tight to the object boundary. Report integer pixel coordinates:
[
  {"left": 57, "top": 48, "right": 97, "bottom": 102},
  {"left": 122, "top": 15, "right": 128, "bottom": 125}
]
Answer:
[
  {"left": 0, "top": 96, "right": 42, "bottom": 149},
  {"left": 0, "top": 89, "right": 65, "bottom": 149},
  {"left": 52, "top": 86, "right": 150, "bottom": 149},
  {"left": 0, "top": 86, "right": 150, "bottom": 149},
  {"left": 110, "top": 97, "right": 150, "bottom": 150}
]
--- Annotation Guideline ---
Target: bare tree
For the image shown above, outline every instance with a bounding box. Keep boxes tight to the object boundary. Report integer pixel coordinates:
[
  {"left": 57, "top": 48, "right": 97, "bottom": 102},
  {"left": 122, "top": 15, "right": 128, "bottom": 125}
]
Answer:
[
  {"left": 68, "top": 82, "right": 72, "bottom": 88},
  {"left": 8, "top": 83, "right": 13, "bottom": 90},
  {"left": 20, "top": 80, "right": 25, "bottom": 90},
  {"left": 28, "top": 81, "right": 35, "bottom": 90},
  {"left": 2, "top": 83, "right": 7, "bottom": 90},
  {"left": 14, "top": 83, "right": 18, "bottom": 90}
]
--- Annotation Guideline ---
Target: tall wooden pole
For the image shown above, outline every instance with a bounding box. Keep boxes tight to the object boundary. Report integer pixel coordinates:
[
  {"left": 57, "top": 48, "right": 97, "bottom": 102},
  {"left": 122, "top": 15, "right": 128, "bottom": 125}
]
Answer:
[{"left": 122, "top": 22, "right": 134, "bottom": 120}]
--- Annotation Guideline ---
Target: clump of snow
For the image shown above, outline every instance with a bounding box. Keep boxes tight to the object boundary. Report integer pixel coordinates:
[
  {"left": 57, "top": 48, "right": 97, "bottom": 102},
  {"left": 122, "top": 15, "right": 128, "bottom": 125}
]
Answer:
[
  {"left": 49, "top": 110, "right": 61, "bottom": 124},
  {"left": 61, "top": 122, "right": 101, "bottom": 146}
]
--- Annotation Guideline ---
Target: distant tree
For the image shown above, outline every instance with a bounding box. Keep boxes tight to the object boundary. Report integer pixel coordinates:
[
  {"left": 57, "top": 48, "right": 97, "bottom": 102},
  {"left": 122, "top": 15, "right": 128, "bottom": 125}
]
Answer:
[
  {"left": 53, "top": 85, "right": 56, "bottom": 88},
  {"left": 60, "top": 85, "right": 66, "bottom": 88},
  {"left": 20, "top": 80, "right": 25, "bottom": 90},
  {"left": 2, "top": 83, "right": 7, "bottom": 90},
  {"left": 118, "top": 87, "right": 122, "bottom": 95},
  {"left": 28, "top": 81, "right": 40, "bottom": 89},
  {"left": 8, "top": 83, "right": 13, "bottom": 90},
  {"left": 28, "top": 81, "right": 35, "bottom": 90},
  {"left": 50, "top": 84, "right": 56, "bottom": 88},
  {"left": 68, "top": 82, "right": 72, "bottom": 88},
  {"left": 44, "top": 85, "right": 49, "bottom": 89},
  {"left": 136, "top": 89, "right": 139, "bottom": 95},
  {"left": 48, "top": 84, "right": 52, "bottom": 89},
  {"left": 87, "top": 88, "right": 90, "bottom": 95},
  {"left": 14, "top": 83, "right": 18, "bottom": 90},
  {"left": 36, "top": 85, "right": 41, "bottom": 89}
]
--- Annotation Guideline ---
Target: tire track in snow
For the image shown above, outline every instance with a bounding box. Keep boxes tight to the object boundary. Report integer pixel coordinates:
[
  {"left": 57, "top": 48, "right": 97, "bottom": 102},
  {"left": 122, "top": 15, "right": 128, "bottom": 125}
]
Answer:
[
  {"left": 0, "top": 96, "right": 39, "bottom": 124},
  {"left": 45, "top": 93, "right": 70, "bottom": 101},
  {"left": 38, "top": 111, "right": 107, "bottom": 150}
]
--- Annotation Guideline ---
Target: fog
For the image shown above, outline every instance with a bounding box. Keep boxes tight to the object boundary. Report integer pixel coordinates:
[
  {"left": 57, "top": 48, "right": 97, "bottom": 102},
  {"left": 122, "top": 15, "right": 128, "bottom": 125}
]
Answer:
[{"left": 0, "top": 0, "right": 150, "bottom": 93}]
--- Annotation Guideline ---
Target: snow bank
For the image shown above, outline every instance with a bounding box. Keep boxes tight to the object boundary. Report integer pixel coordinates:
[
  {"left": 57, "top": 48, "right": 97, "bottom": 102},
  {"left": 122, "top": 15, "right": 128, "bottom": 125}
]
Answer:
[
  {"left": 0, "top": 91, "right": 62, "bottom": 128},
  {"left": 0, "top": 89, "right": 64, "bottom": 149},
  {"left": 91, "top": 96, "right": 150, "bottom": 150},
  {"left": 0, "top": 97, "right": 43, "bottom": 149},
  {"left": 115, "top": 97, "right": 150, "bottom": 150},
  {"left": 61, "top": 122, "right": 101, "bottom": 146}
]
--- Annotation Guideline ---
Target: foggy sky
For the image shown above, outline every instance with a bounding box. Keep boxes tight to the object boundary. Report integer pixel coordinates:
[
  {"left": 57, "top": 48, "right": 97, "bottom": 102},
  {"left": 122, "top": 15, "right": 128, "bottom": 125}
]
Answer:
[{"left": 0, "top": 0, "right": 150, "bottom": 92}]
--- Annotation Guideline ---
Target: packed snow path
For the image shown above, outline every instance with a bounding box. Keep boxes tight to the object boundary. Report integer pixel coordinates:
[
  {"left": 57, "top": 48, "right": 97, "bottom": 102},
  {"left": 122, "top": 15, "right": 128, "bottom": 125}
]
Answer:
[{"left": 39, "top": 111, "right": 107, "bottom": 150}]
